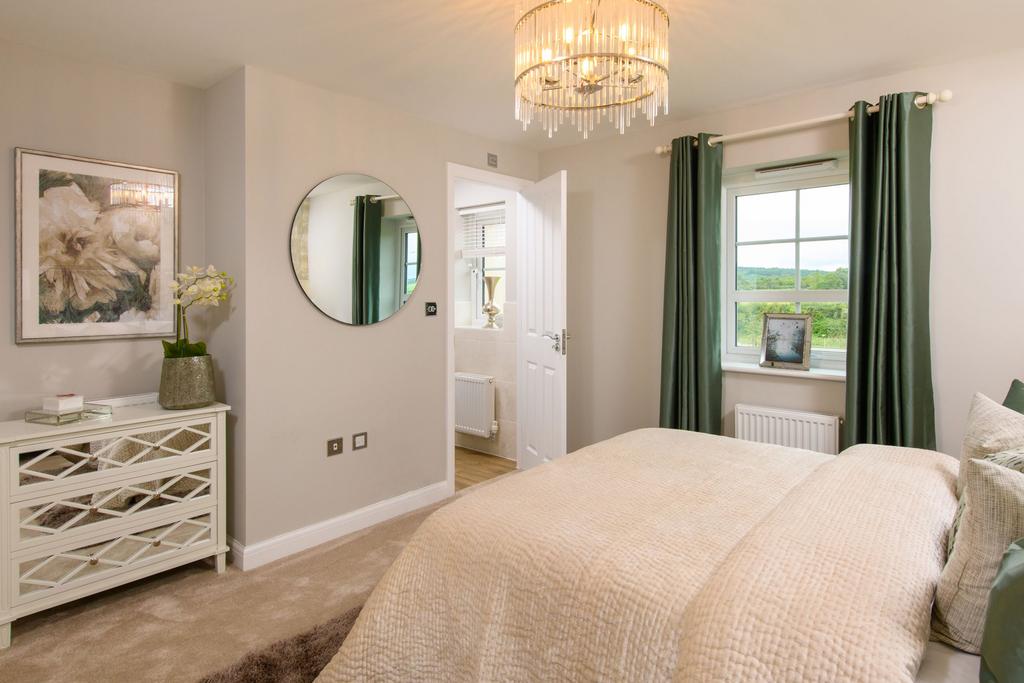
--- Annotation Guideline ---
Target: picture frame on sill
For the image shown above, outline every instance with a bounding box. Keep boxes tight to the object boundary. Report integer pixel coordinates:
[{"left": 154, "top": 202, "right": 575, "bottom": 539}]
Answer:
[
  {"left": 15, "top": 148, "right": 179, "bottom": 343},
  {"left": 759, "top": 313, "right": 812, "bottom": 371}
]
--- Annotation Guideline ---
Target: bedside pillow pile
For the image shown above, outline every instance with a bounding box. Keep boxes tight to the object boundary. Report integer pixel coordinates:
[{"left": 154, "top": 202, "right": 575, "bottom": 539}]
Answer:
[
  {"left": 933, "top": 389, "right": 1024, "bottom": 654},
  {"left": 955, "top": 393, "right": 1024, "bottom": 496},
  {"left": 947, "top": 393, "right": 1024, "bottom": 553},
  {"left": 933, "top": 459, "right": 1024, "bottom": 652}
]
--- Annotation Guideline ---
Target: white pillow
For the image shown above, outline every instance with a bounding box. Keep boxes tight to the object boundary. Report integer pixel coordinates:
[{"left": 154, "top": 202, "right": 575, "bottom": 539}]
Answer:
[
  {"left": 957, "top": 393, "right": 1024, "bottom": 496},
  {"left": 947, "top": 448, "right": 1024, "bottom": 556}
]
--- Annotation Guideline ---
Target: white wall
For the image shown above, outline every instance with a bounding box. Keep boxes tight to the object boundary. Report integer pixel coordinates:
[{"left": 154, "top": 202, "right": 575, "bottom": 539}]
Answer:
[
  {"left": 204, "top": 68, "right": 247, "bottom": 541},
  {"left": 540, "top": 48, "right": 1024, "bottom": 455},
  {"left": 223, "top": 67, "right": 538, "bottom": 544},
  {"left": 0, "top": 40, "right": 206, "bottom": 419}
]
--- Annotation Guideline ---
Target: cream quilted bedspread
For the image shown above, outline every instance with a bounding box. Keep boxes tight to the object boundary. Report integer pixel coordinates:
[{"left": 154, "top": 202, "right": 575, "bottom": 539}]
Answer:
[{"left": 319, "top": 429, "right": 958, "bottom": 683}]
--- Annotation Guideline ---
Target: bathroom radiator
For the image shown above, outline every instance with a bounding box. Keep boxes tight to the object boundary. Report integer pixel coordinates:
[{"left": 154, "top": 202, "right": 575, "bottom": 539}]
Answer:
[
  {"left": 734, "top": 404, "right": 841, "bottom": 455},
  {"left": 454, "top": 372, "right": 497, "bottom": 438}
]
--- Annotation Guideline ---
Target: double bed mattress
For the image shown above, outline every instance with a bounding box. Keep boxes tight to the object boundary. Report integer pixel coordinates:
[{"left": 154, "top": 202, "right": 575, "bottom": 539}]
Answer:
[{"left": 320, "top": 428, "right": 971, "bottom": 682}]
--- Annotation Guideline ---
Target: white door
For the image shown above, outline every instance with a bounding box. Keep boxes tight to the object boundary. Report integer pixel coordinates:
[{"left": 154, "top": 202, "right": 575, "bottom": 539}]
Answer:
[{"left": 517, "top": 170, "right": 567, "bottom": 469}]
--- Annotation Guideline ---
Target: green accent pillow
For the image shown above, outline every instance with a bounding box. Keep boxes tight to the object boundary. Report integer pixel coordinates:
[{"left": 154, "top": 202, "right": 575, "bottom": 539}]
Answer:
[
  {"left": 1005, "top": 379, "right": 1024, "bottom": 415},
  {"left": 980, "top": 538, "right": 1024, "bottom": 683}
]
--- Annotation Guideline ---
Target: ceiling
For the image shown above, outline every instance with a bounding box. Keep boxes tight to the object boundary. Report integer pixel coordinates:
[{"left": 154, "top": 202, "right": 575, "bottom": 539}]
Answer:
[{"left": 2, "top": 0, "right": 1023, "bottom": 149}]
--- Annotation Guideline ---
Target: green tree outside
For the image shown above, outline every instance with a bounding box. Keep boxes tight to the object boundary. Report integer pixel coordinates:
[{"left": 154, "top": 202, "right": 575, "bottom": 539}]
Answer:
[{"left": 735, "top": 267, "right": 848, "bottom": 350}]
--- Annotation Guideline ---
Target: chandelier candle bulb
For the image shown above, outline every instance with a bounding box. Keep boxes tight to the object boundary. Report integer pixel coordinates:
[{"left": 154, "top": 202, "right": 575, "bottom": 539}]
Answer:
[{"left": 514, "top": 0, "right": 669, "bottom": 139}]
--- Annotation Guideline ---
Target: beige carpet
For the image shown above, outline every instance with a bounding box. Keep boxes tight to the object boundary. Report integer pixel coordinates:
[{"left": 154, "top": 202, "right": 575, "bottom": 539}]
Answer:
[{"left": 0, "top": 502, "right": 443, "bottom": 683}]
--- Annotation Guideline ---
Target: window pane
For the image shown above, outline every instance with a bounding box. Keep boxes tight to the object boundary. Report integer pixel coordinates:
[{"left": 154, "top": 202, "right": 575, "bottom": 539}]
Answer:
[
  {"left": 405, "top": 232, "right": 419, "bottom": 262},
  {"left": 735, "top": 302, "right": 797, "bottom": 347},
  {"left": 737, "top": 243, "right": 796, "bottom": 290},
  {"left": 800, "top": 239, "right": 849, "bottom": 290},
  {"left": 802, "top": 302, "right": 848, "bottom": 350},
  {"left": 483, "top": 255, "right": 505, "bottom": 276},
  {"left": 737, "top": 191, "right": 796, "bottom": 242},
  {"left": 799, "top": 185, "right": 849, "bottom": 237}
]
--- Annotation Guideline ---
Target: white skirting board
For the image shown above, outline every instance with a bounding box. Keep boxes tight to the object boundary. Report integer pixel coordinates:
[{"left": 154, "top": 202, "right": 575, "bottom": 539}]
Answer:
[{"left": 228, "top": 480, "right": 451, "bottom": 571}]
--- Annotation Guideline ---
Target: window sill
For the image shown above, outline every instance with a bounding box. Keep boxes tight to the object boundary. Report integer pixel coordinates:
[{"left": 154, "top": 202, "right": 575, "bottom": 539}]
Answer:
[{"left": 722, "top": 361, "right": 846, "bottom": 382}]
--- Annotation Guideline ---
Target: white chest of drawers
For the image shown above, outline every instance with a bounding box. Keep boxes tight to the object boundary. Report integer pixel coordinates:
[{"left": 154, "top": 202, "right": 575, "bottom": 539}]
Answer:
[{"left": 0, "top": 401, "right": 230, "bottom": 648}]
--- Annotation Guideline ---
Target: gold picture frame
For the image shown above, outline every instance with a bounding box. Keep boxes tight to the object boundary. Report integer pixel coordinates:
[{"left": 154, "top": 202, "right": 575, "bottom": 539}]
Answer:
[{"left": 15, "top": 148, "right": 179, "bottom": 343}]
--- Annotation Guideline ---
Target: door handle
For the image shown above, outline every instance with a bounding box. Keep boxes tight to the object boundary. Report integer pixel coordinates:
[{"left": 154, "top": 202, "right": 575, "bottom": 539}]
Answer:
[{"left": 541, "top": 332, "right": 561, "bottom": 353}]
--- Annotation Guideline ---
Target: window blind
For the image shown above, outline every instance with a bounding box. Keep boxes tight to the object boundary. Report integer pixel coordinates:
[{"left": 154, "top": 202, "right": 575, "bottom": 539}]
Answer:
[{"left": 459, "top": 203, "right": 506, "bottom": 256}]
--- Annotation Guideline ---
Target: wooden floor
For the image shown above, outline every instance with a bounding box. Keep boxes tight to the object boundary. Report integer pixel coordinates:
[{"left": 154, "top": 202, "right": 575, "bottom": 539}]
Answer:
[{"left": 454, "top": 447, "right": 516, "bottom": 491}]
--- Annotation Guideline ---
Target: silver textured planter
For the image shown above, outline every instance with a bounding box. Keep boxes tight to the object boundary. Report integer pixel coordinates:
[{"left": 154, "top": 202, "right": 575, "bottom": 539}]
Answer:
[{"left": 159, "top": 355, "right": 216, "bottom": 410}]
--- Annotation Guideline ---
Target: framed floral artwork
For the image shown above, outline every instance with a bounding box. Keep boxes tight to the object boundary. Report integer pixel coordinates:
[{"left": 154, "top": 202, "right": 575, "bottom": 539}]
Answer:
[{"left": 15, "top": 148, "right": 179, "bottom": 342}]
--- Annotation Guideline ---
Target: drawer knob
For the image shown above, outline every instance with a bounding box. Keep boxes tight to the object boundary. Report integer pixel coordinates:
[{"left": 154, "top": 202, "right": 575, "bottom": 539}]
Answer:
[
  {"left": 88, "top": 558, "right": 98, "bottom": 566},
  {"left": 152, "top": 540, "right": 162, "bottom": 548}
]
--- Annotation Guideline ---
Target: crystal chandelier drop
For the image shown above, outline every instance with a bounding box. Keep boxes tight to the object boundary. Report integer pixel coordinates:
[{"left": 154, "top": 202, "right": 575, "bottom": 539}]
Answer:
[{"left": 514, "top": 0, "right": 669, "bottom": 139}]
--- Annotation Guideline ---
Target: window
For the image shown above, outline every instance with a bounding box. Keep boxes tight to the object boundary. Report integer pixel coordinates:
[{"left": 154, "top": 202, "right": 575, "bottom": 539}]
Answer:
[
  {"left": 456, "top": 202, "right": 507, "bottom": 328},
  {"left": 399, "top": 225, "right": 420, "bottom": 306},
  {"left": 725, "top": 172, "right": 850, "bottom": 369}
]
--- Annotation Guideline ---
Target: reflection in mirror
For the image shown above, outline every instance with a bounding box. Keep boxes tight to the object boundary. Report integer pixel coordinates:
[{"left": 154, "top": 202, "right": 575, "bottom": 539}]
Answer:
[{"left": 290, "top": 174, "right": 420, "bottom": 325}]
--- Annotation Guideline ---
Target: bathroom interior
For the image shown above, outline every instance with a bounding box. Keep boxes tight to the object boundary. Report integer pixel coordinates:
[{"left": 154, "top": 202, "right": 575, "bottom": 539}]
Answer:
[{"left": 452, "top": 178, "right": 518, "bottom": 489}]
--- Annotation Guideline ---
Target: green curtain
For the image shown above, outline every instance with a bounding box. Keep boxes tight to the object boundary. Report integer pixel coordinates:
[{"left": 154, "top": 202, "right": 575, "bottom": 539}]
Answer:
[
  {"left": 660, "top": 134, "right": 723, "bottom": 433},
  {"left": 844, "top": 93, "right": 936, "bottom": 449},
  {"left": 351, "top": 196, "right": 382, "bottom": 325}
]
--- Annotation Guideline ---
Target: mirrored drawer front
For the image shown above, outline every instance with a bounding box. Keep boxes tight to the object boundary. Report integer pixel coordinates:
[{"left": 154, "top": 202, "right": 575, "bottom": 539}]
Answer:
[
  {"left": 15, "top": 511, "right": 214, "bottom": 605},
  {"left": 14, "top": 419, "right": 214, "bottom": 492},
  {"left": 15, "top": 465, "right": 214, "bottom": 548}
]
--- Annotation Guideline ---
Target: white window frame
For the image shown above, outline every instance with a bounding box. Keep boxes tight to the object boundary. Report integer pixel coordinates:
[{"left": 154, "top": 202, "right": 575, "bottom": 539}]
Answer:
[
  {"left": 398, "top": 221, "right": 419, "bottom": 307},
  {"left": 722, "top": 164, "right": 850, "bottom": 371}
]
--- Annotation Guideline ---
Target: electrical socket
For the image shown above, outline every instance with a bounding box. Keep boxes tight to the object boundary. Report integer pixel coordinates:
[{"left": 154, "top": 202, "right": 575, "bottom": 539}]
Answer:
[
  {"left": 327, "top": 437, "right": 344, "bottom": 456},
  {"left": 353, "top": 432, "right": 368, "bottom": 450}
]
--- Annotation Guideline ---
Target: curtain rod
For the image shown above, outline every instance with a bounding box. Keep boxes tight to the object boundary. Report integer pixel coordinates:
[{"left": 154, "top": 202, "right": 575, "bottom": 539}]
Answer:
[
  {"left": 349, "top": 194, "right": 402, "bottom": 206},
  {"left": 457, "top": 201, "right": 505, "bottom": 215},
  {"left": 653, "top": 90, "right": 952, "bottom": 156}
]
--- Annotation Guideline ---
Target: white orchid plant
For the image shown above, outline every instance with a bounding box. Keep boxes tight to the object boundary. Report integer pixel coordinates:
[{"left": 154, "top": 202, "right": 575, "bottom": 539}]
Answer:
[{"left": 163, "top": 265, "right": 235, "bottom": 359}]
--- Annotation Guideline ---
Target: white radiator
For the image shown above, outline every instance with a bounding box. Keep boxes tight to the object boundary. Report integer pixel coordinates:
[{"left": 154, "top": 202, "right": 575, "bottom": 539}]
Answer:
[
  {"left": 735, "top": 404, "right": 841, "bottom": 455},
  {"left": 454, "top": 372, "right": 497, "bottom": 438}
]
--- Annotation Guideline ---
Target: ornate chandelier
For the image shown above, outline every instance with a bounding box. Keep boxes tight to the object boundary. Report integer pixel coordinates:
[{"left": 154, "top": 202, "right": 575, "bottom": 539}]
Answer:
[{"left": 514, "top": 0, "right": 669, "bottom": 139}]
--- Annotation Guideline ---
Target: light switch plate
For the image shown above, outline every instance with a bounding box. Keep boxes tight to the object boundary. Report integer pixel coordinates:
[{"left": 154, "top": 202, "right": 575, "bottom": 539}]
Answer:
[
  {"left": 353, "top": 432, "right": 368, "bottom": 450},
  {"left": 327, "top": 437, "right": 343, "bottom": 456},
  {"left": 487, "top": 152, "right": 498, "bottom": 168}
]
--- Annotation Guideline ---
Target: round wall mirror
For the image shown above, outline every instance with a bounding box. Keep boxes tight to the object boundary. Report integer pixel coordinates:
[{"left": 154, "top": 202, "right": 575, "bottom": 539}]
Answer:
[{"left": 290, "top": 174, "right": 421, "bottom": 325}]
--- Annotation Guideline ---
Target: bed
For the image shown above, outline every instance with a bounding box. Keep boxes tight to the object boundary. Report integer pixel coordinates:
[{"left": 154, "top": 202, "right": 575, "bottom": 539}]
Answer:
[{"left": 319, "top": 428, "right": 975, "bottom": 682}]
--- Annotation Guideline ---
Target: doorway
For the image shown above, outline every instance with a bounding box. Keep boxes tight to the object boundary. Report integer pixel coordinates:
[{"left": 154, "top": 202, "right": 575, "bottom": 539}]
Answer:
[{"left": 445, "top": 164, "right": 568, "bottom": 494}]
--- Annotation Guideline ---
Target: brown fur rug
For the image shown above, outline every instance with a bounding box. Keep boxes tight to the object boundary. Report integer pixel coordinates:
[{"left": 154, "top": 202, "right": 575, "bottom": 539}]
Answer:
[{"left": 198, "top": 605, "right": 362, "bottom": 683}]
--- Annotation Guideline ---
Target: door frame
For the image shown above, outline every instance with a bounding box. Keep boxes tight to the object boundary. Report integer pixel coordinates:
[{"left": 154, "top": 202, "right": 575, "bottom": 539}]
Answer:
[{"left": 446, "top": 163, "right": 534, "bottom": 495}]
